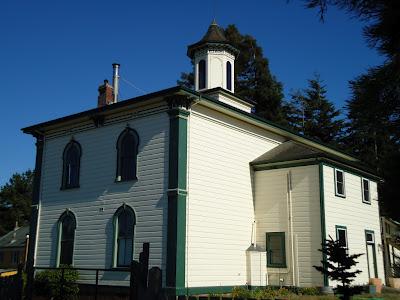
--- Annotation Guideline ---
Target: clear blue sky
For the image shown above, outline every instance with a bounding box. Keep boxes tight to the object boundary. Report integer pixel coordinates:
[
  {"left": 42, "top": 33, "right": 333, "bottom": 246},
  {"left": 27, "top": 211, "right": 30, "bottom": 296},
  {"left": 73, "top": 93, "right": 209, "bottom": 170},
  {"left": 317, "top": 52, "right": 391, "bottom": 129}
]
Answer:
[{"left": 0, "top": 0, "right": 383, "bottom": 186}]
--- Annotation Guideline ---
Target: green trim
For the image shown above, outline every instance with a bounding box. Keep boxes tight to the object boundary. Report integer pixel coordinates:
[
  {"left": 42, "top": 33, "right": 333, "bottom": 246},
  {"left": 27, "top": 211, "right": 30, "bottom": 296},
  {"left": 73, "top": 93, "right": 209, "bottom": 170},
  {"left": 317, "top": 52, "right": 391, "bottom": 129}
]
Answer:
[
  {"left": 335, "top": 225, "right": 348, "bottom": 249},
  {"left": 319, "top": 163, "right": 328, "bottom": 286},
  {"left": 361, "top": 178, "right": 371, "bottom": 205},
  {"left": 252, "top": 159, "right": 319, "bottom": 171},
  {"left": 365, "top": 230, "right": 378, "bottom": 278},
  {"left": 166, "top": 101, "right": 189, "bottom": 293},
  {"left": 266, "top": 232, "right": 287, "bottom": 268},
  {"left": 334, "top": 168, "right": 346, "bottom": 198}
]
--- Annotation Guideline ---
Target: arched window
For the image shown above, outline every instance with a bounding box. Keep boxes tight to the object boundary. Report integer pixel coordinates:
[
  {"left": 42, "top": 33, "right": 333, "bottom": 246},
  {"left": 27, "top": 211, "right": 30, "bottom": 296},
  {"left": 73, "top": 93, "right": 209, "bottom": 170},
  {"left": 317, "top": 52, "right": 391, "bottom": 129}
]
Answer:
[
  {"left": 113, "top": 205, "right": 136, "bottom": 267},
  {"left": 198, "top": 59, "right": 206, "bottom": 90},
  {"left": 116, "top": 128, "right": 139, "bottom": 181},
  {"left": 226, "top": 61, "right": 232, "bottom": 91},
  {"left": 61, "top": 141, "right": 81, "bottom": 189},
  {"left": 57, "top": 211, "right": 76, "bottom": 266}
]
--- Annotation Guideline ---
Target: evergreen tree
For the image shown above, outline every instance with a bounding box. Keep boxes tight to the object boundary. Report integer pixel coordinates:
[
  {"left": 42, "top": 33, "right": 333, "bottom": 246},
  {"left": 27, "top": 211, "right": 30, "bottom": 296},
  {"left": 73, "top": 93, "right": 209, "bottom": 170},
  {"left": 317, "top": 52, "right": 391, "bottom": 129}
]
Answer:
[
  {"left": 178, "top": 24, "right": 285, "bottom": 123},
  {"left": 285, "top": 74, "right": 344, "bottom": 145},
  {"left": 314, "top": 237, "right": 363, "bottom": 300},
  {"left": 0, "top": 170, "right": 33, "bottom": 236},
  {"left": 345, "top": 64, "right": 400, "bottom": 220}
]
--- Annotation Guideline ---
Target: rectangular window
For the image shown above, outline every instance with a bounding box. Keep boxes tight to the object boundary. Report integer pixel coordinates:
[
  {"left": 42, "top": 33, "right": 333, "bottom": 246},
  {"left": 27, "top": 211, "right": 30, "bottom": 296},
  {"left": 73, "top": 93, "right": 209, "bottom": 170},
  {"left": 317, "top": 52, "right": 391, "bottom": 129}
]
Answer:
[
  {"left": 335, "top": 169, "right": 345, "bottom": 197},
  {"left": 336, "top": 226, "right": 348, "bottom": 248},
  {"left": 0, "top": 251, "right": 3, "bottom": 263},
  {"left": 362, "top": 178, "right": 371, "bottom": 204},
  {"left": 266, "top": 232, "right": 286, "bottom": 268},
  {"left": 11, "top": 251, "right": 19, "bottom": 265},
  {"left": 366, "top": 231, "right": 374, "bottom": 244}
]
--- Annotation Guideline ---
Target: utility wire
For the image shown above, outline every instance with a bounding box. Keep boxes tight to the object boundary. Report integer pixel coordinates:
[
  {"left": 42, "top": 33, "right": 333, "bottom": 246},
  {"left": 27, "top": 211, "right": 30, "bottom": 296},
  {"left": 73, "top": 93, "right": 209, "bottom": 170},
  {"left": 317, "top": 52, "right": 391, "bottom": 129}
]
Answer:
[{"left": 120, "top": 76, "right": 147, "bottom": 95}]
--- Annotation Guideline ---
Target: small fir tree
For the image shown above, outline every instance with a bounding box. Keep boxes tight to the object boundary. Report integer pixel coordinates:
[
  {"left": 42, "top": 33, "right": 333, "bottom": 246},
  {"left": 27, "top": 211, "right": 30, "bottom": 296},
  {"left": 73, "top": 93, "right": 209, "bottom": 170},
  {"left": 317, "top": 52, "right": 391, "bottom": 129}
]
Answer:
[{"left": 314, "top": 236, "right": 363, "bottom": 299}]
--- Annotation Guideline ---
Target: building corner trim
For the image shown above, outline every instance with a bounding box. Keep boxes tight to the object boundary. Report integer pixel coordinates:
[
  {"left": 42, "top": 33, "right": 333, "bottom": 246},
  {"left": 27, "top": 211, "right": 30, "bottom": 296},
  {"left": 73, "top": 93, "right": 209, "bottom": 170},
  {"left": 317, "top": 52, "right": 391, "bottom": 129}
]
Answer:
[{"left": 319, "top": 163, "right": 328, "bottom": 286}]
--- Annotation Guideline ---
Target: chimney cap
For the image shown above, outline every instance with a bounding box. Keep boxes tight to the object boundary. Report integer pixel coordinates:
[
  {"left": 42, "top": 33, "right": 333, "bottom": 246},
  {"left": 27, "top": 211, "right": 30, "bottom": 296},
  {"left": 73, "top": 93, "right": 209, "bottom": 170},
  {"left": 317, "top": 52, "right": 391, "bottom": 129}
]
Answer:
[{"left": 112, "top": 63, "right": 120, "bottom": 67}]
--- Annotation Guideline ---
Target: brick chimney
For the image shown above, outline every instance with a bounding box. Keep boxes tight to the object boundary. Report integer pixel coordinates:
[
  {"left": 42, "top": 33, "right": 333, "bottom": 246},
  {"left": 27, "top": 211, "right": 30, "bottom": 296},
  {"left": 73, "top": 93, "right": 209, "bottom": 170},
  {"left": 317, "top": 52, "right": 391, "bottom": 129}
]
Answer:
[{"left": 98, "top": 79, "right": 114, "bottom": 107}]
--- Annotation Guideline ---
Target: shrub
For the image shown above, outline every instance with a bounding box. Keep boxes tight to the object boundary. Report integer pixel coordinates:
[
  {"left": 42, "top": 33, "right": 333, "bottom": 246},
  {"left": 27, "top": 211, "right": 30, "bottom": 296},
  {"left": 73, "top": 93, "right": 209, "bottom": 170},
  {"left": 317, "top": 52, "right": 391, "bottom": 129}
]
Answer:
[
  {"left": 34, "top": 266, "right": 79, "bottom": 300},
  {"left": 299, "top": 287, "right": 320, "bottom": 296}
]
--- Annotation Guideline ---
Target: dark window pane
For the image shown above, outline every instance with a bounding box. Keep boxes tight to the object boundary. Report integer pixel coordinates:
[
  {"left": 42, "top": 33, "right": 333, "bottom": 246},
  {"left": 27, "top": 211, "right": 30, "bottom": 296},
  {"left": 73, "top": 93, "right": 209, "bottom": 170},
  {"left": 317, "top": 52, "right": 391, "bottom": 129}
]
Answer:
[
  {"left": 336, "top": 170, "right": 343, "bottom": 183},
  {"left": 118, "top": 131, "right": 138, "bottom": 181},
  {"left": 60, "top": 214, "right": 75, "bottom": 265},
  {"left": 337, "top": 229, "right": 347, "bottom": 248},
  {"left": 117, "top": 209, "right": 135, "bottom": 267},
  {"left": 266, "top": 233, "right": 285, "bottom": 267},
  {"left": 337, "top": 182, "right": 344, "bottom": 195},
  {"left": 226, "top": 62, "right": 232, "bottom": 91},
  {"left": 63, "top": 142, "right": 80, "bottom": 188},
  {"left": 198, "top": 60, "right": 206, "bottom": 90},
  {"left": 363, "top": 179, "right": 370, "bottom": 202},
  {"left": 366, "top": 232, "right": 374, "bottom": 243}
]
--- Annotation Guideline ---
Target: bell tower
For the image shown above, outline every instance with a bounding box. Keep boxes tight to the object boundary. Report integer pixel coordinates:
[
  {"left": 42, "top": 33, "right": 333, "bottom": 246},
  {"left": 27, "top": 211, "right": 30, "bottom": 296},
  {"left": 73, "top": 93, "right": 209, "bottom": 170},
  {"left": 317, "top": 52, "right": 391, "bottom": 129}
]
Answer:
[{"left": 187, "top": 20, "right": 239, "bottom": 93}]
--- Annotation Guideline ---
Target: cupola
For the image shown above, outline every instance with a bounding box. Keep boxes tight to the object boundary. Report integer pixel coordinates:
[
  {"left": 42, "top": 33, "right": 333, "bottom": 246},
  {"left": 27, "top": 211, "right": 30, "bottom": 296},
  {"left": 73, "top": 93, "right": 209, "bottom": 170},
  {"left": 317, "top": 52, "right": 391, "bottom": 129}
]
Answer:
[{"left": 188, "top": 20, "right": 239, "bottom": 93}]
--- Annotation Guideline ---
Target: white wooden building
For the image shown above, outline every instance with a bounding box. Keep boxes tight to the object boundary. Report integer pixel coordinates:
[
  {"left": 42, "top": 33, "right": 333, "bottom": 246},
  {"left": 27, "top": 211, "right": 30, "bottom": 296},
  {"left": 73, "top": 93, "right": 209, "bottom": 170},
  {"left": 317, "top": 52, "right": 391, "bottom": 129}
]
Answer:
[{"left": 23, "top": 21, "right": 384, "bottom": 296}]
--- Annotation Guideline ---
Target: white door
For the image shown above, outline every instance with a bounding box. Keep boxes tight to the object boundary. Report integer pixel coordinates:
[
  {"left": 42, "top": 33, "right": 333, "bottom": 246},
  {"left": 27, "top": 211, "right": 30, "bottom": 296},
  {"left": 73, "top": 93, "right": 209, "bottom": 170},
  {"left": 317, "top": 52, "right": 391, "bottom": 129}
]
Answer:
[{"left": 366, "top": 231, "right": 378, "bottom": 278}]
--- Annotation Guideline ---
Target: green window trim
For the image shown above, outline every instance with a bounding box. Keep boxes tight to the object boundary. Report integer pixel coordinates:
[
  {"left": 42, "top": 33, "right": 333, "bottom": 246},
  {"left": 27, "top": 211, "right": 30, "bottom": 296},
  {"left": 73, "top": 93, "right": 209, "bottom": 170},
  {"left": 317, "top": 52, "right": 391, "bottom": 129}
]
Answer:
[
  {"left": 361, "top": 178, "right": 371, "bottom": 204},
  {"left": 335, "top": 225, "right": 348, "bottom": 249},
  {"left": 266, "top": 232, "right": 287, "bottom": 268},
  {"left": 334, "top": 168, "right": 346, "bottom": 198},
  {"left": 365, "top": 229, "right": 378, "bottom": 278},
  {"left": 112, "top": 204, "right": 136, "bottom": 268}
]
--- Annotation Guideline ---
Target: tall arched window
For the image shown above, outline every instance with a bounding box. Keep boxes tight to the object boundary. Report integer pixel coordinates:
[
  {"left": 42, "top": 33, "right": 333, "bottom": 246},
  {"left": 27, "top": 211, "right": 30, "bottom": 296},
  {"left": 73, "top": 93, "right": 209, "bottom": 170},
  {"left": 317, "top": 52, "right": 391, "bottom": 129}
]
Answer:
[
  {"left": 61, "top": 141, "right": 81, "bottom": 189},
  {"left": 113, "top": 205, "right": 136, "bottom": 267},
  {"left": 198, "top": 59, "right": 206, "bottom": 90},
  {"left": 116, "top": 128, "right": 139, "bottom": 181},
  {"left": 226, "top": 61, "right": 232, "bottom": 91},
  {"left": 57, "top": 211, "right": 76, "bottom": 266}
]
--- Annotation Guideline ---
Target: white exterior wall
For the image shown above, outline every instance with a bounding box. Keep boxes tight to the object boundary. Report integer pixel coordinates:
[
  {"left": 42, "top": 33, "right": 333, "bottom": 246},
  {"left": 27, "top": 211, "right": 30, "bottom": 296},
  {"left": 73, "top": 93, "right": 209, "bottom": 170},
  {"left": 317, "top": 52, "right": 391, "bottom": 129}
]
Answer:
[
  {"left": 254, "top": 166, "right": 323, "bottom": 287},
  {"left": 323, "top": 165, "right": 384, "bottom": 285},
  {"left": 186, "top": 104, "right": 284, "bottom": 287},
  {"left": 35, "top": 109, "right": 169, "bottom": 285},
  {"left": 194, "top": 49, "right": 235, "bottom": 92}
]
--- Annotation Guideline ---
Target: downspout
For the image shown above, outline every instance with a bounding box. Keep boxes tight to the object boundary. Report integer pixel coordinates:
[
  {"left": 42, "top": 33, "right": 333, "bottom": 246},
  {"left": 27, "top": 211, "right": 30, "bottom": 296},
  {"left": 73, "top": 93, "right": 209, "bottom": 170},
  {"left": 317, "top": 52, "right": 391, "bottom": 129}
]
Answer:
[{"left": 288, "top": 171, "right": 296, "bottom": 286}]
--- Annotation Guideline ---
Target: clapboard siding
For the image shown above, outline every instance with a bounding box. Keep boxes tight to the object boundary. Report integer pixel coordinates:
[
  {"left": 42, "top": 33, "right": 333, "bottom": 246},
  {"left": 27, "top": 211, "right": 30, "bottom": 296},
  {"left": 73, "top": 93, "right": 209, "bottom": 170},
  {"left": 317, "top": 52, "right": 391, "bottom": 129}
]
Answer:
[
  {"left": 186, "top": 105, "right": 283, "bottom": 287},
  {"left": 254, "top": 165, "right": 323, "bottom": 287},
  {"left": 35, "top": 110, "right": 169, "bottom": 284},
  {"left": 323, "top": 165, "right": 384, "bottom": 285}
]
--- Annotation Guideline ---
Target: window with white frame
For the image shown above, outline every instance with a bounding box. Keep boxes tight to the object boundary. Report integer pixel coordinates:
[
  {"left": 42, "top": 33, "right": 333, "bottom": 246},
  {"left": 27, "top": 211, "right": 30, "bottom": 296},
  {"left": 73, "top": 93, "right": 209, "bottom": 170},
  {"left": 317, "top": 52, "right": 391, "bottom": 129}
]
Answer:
[
  {"left": 113, "top": 205, "right": 136, "bottom": 267},
  {"left": 362, "top": 178, "right": 371, "bottom": 204},
  {"left": 336, "top": 225, "right": 348, "bottom": 248},
  {"left": 335, "top": 169, "right": 345, "bottom": 197}
]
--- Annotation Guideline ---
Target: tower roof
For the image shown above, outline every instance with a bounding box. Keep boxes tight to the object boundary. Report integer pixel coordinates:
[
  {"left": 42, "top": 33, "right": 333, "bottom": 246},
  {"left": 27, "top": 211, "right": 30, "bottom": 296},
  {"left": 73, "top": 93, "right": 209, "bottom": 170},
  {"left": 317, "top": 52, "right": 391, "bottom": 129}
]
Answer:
[{"left": 187, "top": 20, "right": 239, "bottom": 58}]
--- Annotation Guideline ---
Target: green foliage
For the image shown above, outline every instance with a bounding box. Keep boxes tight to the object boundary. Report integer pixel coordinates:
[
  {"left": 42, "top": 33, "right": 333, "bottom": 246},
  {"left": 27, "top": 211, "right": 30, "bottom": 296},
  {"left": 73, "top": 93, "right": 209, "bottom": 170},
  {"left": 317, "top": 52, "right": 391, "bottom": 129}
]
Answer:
[
  {"left": 34, "top": 266, "right": 79, "bottom": 300},
  {"left": 231, "top": 286, "right": 292, "bottom": 299},
  {"left": 284, "top": 74, "right": 344, "bottom": 145},
  {"left": 299, "top": 287, "right": 321, "bottom": 296},
  {"left": 0, "top": 170, "right": 33, "bottom": 236},
  {"left": 178, "top": 24, "right": 285, "bottom": 124},
  {"left": 314, "top": 237, "right": 363, "bottom": 299}
]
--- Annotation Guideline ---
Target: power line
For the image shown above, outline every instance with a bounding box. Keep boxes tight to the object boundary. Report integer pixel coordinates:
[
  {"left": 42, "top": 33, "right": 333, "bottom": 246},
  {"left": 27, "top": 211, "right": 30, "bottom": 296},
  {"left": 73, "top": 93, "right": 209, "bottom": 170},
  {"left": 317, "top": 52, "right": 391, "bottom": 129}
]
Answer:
[{"left": 120, "top": 76, "right": 147, "bottom": 95}]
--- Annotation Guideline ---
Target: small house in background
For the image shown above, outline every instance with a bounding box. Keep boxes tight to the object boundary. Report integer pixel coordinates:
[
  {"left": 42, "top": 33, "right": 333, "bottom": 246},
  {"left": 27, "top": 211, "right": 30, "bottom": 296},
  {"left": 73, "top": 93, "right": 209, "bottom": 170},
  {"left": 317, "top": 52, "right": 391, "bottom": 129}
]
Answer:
[
  {"left": 22, "top": 21, "right": 386, "bottom": 296},
  {"left": 0, "top": 225, "right": 29, "bottom": 269},
  {"left": 381, "top": 217, "right": 400, "bottom": 287}
]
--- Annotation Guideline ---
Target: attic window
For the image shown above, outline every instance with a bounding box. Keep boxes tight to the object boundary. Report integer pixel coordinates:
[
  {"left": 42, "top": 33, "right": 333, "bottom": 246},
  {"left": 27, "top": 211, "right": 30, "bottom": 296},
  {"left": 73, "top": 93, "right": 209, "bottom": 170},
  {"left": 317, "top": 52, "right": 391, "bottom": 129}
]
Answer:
[{"left": 334, "top": 169, "right": 345, "bottom": 197}]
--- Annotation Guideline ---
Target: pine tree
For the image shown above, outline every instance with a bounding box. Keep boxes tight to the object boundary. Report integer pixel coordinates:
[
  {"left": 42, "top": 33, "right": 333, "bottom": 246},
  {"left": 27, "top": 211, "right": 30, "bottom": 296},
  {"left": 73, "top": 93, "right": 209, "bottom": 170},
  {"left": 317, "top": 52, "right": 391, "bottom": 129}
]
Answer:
[
  {"left": 284, "top": 74, "right": 344, "bottom": 145},
  {"left": 178, "top": 24, "right": 285, "bottom": 123},
  {"left": 0, "top": 170, "right": 33, "bottom": 235},
  {"left": 314, "top": 237, "right": 363, "bottom": 300}
]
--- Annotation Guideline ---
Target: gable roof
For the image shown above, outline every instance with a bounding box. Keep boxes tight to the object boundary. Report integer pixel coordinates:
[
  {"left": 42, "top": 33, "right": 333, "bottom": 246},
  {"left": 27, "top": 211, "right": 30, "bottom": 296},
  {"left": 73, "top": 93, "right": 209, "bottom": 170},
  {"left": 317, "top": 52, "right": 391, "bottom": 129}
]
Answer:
[
  {"left": 0, "top": 226, "right": 29, "bottom": 249},
  {"left": 22, "top": 85, "right": 378, "bottom": 177}
]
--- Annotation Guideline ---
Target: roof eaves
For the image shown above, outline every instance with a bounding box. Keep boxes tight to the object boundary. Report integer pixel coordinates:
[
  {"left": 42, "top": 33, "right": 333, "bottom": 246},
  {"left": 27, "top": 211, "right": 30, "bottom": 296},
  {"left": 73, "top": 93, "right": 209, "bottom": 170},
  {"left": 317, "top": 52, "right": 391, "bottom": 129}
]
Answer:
[{"left": 21, "top": 86, "right": 184, "bottom": 135}]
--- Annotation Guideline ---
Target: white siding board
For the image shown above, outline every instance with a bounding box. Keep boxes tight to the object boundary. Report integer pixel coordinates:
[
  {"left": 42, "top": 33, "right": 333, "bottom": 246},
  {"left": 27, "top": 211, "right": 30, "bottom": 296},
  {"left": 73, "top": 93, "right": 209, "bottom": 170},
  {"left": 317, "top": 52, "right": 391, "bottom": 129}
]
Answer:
[
  {"left": 35, "top": 111, "right": 169, "bottom": 285},
  {"left": 186, "top": 105, "right": 283, "bottom": 288},
  {"left": 323, "top": 165, "right": 384, "bottom": 285},
  {"left": 254, "top": 166, "right": 323, "bottom": 287}
]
